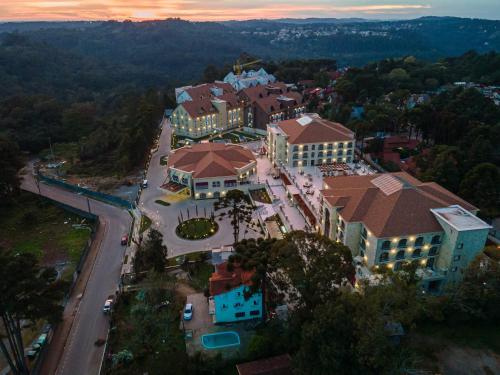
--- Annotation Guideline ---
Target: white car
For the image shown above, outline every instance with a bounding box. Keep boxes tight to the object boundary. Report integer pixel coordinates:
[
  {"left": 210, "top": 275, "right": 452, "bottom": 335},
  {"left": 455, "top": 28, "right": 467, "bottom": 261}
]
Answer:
[
  {"left": 103, "top": 298, "right": 113, "bottom": 314},
  {"left": 183, "top": 303, "right": 193, "bottom": 321},
  {"left": 142, "top": 179, "right": 148, "bottom": 188}
]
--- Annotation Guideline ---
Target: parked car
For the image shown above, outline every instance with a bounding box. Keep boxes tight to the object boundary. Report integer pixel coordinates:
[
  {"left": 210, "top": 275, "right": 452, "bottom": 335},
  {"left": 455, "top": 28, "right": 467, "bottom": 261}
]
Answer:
[
  {"left": 103, "top": 296, "right": 114, "bottom": 314},
  {"left": 183, "top": 303, "right": 193, "bottom": 321},
  {"left": 142, "top": 179, "right": 148, "bottom": 188},
  {"left": 121, "top": 234, "right": 128, "bottom": 246}
]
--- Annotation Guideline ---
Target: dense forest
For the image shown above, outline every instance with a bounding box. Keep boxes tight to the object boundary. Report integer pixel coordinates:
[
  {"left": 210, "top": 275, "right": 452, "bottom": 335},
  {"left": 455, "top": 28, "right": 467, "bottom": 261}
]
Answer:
[{"left": 321, "top": 51, "right": 500, "bottom": 218}]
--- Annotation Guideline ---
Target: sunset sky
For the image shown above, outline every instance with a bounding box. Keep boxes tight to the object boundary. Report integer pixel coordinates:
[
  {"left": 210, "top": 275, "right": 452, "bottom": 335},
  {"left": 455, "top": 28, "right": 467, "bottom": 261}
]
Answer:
[{"left": 1, "top": 1, "right": 499, "bottom": 22}]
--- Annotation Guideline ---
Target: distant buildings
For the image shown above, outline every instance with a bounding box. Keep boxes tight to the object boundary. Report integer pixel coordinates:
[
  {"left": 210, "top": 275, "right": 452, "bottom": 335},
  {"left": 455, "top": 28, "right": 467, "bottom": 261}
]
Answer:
[
  {"left": 166, "top": 143, "right": 256, "bottom": 200},
  {"left": 209, "top": 262, "right": 262, "bottom": 323},
  {"left": 267, "top": 114, "right": 355, "bottom": 168},
  {"left": 320, "top": 172, "right": 490, "bottom": 292}
]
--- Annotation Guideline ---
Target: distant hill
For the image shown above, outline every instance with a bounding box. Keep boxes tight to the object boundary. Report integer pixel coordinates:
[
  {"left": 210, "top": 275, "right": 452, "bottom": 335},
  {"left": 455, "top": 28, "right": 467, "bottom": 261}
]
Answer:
[{"left": 0, "top": 16, "right": 499, "bottom": 85}]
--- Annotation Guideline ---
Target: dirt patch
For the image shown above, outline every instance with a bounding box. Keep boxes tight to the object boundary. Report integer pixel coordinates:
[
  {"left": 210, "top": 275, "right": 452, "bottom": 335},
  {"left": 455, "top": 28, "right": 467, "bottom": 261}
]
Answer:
[
  {"left": 176, "top": 282, "right": 197, "bottom": 298},
  {"left": 437, "top": 346, "right": 500, "bottom": 375}
]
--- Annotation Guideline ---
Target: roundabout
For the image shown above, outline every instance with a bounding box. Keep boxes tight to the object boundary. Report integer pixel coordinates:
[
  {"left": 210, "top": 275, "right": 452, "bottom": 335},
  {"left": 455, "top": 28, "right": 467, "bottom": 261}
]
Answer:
[{"left": 175, "top": 218, "right": 219, "bottom": 240}]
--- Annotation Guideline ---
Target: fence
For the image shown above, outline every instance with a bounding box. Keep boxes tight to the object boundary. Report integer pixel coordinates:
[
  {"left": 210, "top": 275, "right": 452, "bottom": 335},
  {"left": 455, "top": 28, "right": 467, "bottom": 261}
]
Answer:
[{"left": 37, "top": 173, "right": 134, "bottom": 209}]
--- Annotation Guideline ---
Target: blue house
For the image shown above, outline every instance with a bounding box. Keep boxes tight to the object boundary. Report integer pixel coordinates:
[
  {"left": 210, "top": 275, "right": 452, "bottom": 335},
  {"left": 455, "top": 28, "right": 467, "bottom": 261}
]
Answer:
[{"left": 209, "top": 262, "right": 263, "bottom": 324}]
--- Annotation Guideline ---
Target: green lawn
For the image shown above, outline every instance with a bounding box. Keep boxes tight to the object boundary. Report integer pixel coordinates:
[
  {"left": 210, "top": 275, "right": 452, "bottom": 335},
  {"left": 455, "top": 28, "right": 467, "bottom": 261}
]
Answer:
[
  {"left": 0, "top": 192, "right": 93, "bottom": 281},
  {"left": 139, "top": 215, "right": 152, "bottom": 234},
  {"left": 175, "top": 218, "right": 218, "bottom": 240}
]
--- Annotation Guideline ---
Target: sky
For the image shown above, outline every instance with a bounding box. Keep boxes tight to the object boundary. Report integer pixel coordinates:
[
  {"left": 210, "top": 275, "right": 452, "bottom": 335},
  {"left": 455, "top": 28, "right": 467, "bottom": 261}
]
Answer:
[{"left": 1, "top": 0, "right": 499, "bottom": 22}]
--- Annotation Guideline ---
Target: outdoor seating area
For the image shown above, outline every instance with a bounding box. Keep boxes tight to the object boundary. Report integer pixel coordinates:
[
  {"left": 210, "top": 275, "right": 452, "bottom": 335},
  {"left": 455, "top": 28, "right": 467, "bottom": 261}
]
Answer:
[
  {"left": 318, "top": 162, "right": 350, "bottom": 176},
  {"left": 161, "top": 180, "right": 187, "bottom": 192}
]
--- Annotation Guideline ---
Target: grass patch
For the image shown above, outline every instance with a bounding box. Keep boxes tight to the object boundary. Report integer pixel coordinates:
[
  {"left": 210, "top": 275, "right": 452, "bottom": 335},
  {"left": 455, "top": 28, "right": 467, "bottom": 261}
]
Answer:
[
  {"left": 188, "top": 262, "right": 214, "bottom": 292},
  {"left": 0, "top": 192, "right": 92, "bottom": 286},
  {"left": 175, "top": 218, "right": 218, "bottom": 240},
  {"left": 139, "top": 215, "right": 152, "bottom": 234},
  {"left": 249, "top": 188, "right": 272, "bottom": 204},
  {"left": 155, "top": 199, "right": 170, "bottom": 206},
  {"left": 160, "top": 155, "right": 169, "bottom": 166}
]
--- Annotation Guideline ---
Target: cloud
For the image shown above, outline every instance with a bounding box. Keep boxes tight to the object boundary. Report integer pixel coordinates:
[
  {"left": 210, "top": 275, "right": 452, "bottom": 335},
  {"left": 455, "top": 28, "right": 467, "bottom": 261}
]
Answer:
[{"left": 0, "top": 1, "right": 433, "bottom": 21}]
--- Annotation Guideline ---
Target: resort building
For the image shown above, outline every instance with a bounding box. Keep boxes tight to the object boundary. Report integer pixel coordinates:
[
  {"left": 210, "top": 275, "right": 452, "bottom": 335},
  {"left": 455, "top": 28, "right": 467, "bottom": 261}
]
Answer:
[
  {"left": 238, "top": 83, "right": 305, "bottom": 132},
  {"left": 166, "top": 142, "right": 257, "bottom": 200},
  {"left": 320, "top": 172, "right": 491, "bottom": 292},
  {"left": 171, "top": 92, "right": 244, "bottom": 139},
  {"left": 209, "top": 262, "right": 263, "bottom": 324},
  {"left": 223, "top": 68, "right": 276, "bottom": 91},
  {"left": 267, "top": 114, "right": 356, "bottom": 168}
]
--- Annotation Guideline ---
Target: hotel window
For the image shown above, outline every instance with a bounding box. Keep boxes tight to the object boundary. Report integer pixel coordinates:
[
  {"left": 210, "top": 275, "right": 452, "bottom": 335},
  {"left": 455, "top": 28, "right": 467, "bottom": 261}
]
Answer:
[
  {"left": 337, "top": 158, "right": 342, "bottom": 163},
  {"left": 382, "top": 240, "right": 391, "bottom": 250},
  {"left": 414, "top": 237, "right": 424, "bottom": 247},
  {"left": 311, "top": 145, "right": 316, "bottom": 150},
  {"left": 318, "top": 144, "right": 324, "bottom": 150},
  {"left": 360, "top": 239, "right": 366, "bottom": 250},
  {"left": 318, "top": 151, "right": 324, "bottom": 157},
  {"left": 250, "top": 310, "right": 260, "bottom": 316},
  {"left": 394, "top": 261, "right": 403, "bottom": 271},
  {"left": 398, "top": 239, "right": 407, "bottom": 248},
  {"left": 453, "top": 255, "right": 461, "bottom": 261},
  {"left": 428, "top": 247, "right": 439, "bottom": 256},
  {"left": 235, "top": 312, "right": 246, "bottom": 318},
  {"left": 212, "top": 181, "right": 221, "bottom": 188},
  {"left": 431, "top": 235, "right": 441, "bottom": 244},
  {"left": 224, "top": 180, "right": 237, "bottom": 187},
  {"left": 396, "top": 250, "right": 405, "bottom": 260},
  {"left": 303, "top": 153, "right": 308, "bottom": 159},
  {"left": 195, "top": 182, "right": 209, "bottom": 190},
  {"left": 338, "top": 142, "right": 344, "bottom": 149},
  {"left": 361, "top": 227, "right": 367, "bottom": 238},
  {"left": 327, "top": 144, "right": 333, "bottom": 150},
  {"left": 347, "top": 149, "right": 352, "bottom": 155},
  {"left": 327, "top": 151, "right": 332, "bottom": 156},
  {"left": 311, "top": 152, "right": 315, "bottom": 158},
  {"left": 379, "top": 252, "right": 389, "bottom": 262},
  {"left": 347, "top": 142, "right": 353, "bottom": 148},
  {"left": 293, "top": 153, "right": 299, "bottom": 159},
  {"left": 412, "top": 248, "right": 422, "bottom": 258},
  {"left": 337, "top": 150, "right": 343, "bottom": 156},
  {"left": 303, "top": 145, "right": 309, "bottom": 151},
  {"left": 426, "top": 257, "right": 435, "bottom": 269}
]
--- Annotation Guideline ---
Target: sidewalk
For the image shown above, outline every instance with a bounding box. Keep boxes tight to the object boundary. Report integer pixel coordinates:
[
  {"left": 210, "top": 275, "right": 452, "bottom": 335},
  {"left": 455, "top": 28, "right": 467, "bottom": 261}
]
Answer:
[{"left": 37, "top": 219, "right": 107, "bottom": 375}]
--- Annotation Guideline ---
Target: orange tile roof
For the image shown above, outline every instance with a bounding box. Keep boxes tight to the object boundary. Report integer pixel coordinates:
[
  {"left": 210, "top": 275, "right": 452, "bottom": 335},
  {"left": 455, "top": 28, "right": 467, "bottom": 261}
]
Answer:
[
  {"left": 277, "top": 115, "right": 354, "bottom": 144},
  {"left": 209, "top": 262, "right": 255, "bottom": 296},
  {"left": 321, "top": 172, "right": 477, "bottom": 238},
  {"left": 167, "top": 143, "right": 256, "bottom": 179},
  {"left": 184, "top": 82, "right": 234, "bottom": 101}
]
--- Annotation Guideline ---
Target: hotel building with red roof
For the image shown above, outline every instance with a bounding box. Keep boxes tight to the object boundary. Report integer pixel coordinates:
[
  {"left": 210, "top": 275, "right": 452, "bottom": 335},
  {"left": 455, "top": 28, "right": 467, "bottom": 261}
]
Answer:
[
  {"left": 319, "top": 172, "right": 490, "bottom": 292},
  {"left": 166, "top": 142, "right": 257, "bottom": 199},
  {"left": 267, "top": 114, "right": 355, "bottom": 168}
]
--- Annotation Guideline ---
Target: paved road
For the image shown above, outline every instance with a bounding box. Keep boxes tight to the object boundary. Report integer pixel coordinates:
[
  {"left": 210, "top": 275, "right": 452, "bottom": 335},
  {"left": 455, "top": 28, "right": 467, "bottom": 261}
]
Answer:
[
  {"left": 22, "top": 170, "right": 131, "bottom": 375},
  {"left": 139, "top": 121, "right": 260, "bottom": 256}
]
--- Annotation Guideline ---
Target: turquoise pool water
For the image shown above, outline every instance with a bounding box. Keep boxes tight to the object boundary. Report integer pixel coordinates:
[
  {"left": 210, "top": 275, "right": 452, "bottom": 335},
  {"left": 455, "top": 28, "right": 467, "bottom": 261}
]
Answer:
[{"left": 201, "top": 331, "right": 240, "bottom": 349}]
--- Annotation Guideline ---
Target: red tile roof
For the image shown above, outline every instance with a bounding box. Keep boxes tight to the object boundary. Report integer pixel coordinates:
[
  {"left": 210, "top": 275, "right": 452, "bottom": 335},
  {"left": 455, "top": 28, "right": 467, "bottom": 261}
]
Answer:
[
  {"left": 277, "top": 115, "right": 354, "bottom": 144},
  {"left": 209, "top": 262, "right": 255, "bottom": 296},
  {"left": 236, "top": 354, "right": 292, "bottom": 375},
  {"left": 181, "top": 98, "right": 218, "bottom": 118},
  {"left": 321, "top": 172, "right": 477, "bottom": 238},
  {"left": 184, "top": 82, "right": 234, "bottom": 101},
  {"left": 167, "top": 143, "right": 256, "bottom": 179}
]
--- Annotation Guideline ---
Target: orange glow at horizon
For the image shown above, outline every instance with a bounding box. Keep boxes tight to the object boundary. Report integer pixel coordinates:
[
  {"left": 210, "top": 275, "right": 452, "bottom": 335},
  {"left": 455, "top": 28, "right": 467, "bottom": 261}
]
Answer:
[{"left": 0, "top": 1, "right": 433, "bottom": 22}]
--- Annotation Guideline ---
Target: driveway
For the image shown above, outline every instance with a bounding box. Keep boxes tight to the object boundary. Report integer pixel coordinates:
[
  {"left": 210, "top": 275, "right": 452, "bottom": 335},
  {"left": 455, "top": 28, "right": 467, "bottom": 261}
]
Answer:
[
  {"left": 183, "top": 293, "right": 212, "bottom": 331},
  {"left": 139, "top": 121, "right": 261, "bottom": 256}
]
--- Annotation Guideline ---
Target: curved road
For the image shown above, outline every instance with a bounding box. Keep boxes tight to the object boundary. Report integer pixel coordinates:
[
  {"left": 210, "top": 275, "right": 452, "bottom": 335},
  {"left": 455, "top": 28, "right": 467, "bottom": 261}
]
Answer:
[{"left": 22, "top": 171, "right": 131, "bottom": 375}]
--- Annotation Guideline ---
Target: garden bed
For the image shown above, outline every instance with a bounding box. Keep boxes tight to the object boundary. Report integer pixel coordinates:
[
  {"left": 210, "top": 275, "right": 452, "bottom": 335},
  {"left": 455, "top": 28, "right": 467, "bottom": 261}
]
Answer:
[{"left": 175, "top": 218, "right": 219, "bottom": 240}]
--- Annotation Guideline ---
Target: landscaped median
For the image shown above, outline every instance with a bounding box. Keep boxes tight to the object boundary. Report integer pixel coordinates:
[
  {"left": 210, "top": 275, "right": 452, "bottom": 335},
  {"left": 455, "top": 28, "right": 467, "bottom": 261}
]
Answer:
[{"left": 175, "top": 218, "right": 218, "bottom": 240}]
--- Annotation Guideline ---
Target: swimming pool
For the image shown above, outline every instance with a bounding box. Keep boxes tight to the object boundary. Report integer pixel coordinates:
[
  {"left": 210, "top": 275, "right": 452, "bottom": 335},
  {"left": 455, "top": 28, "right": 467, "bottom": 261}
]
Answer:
[{"left": 201, "top": 331, "right": 240, "bottom": 349}]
